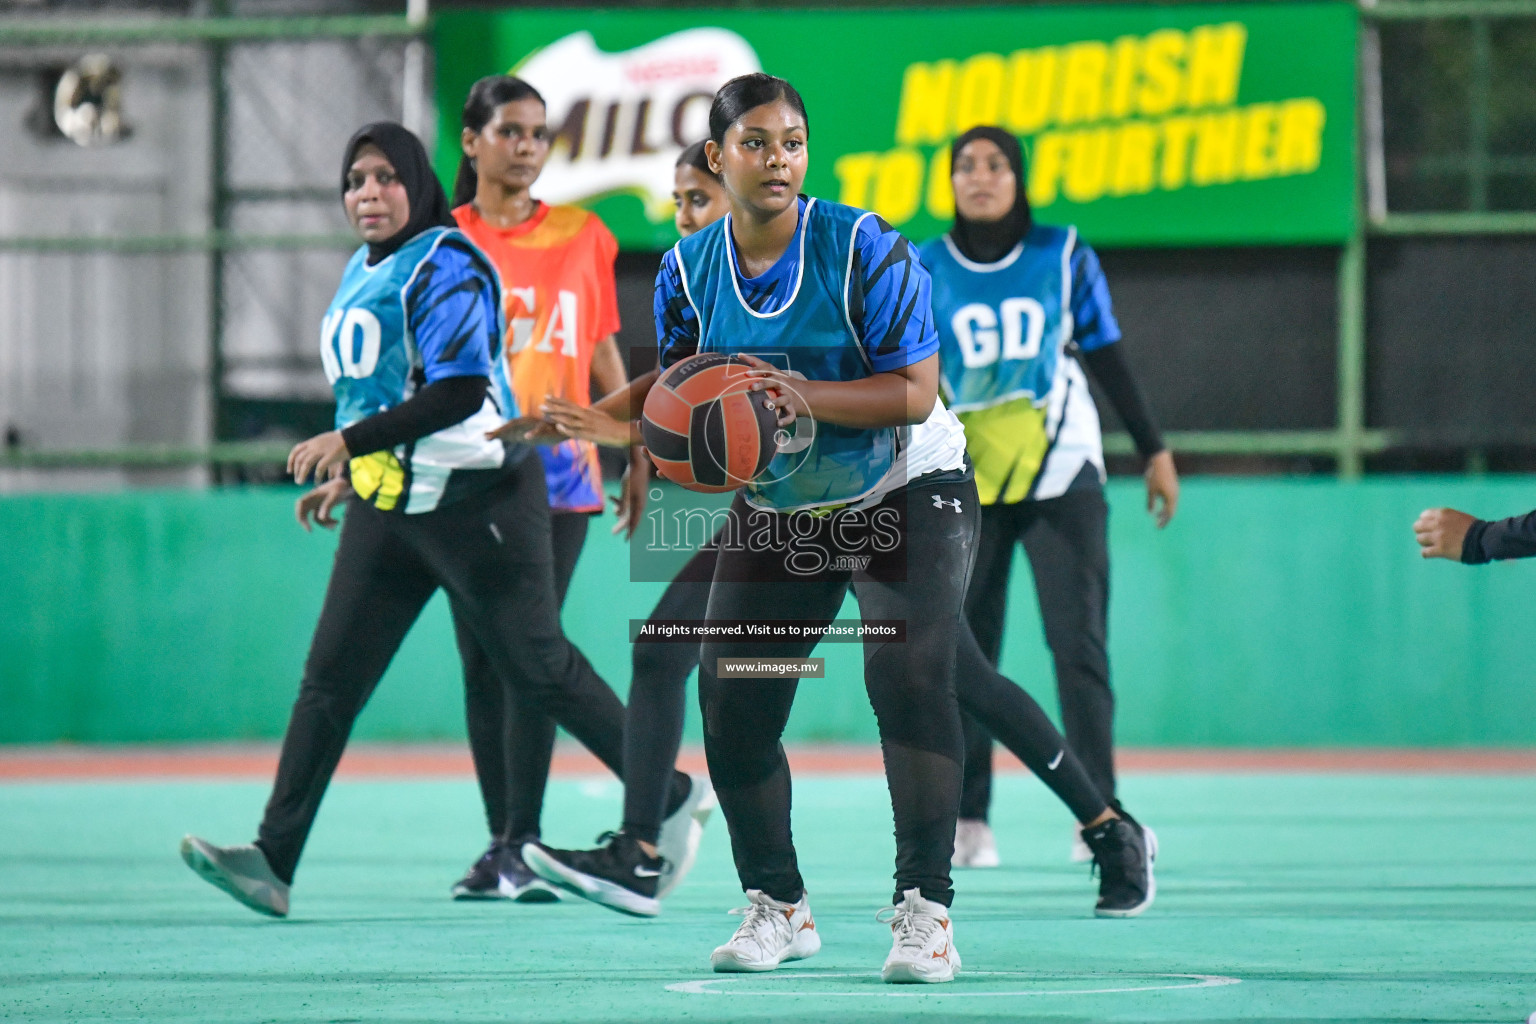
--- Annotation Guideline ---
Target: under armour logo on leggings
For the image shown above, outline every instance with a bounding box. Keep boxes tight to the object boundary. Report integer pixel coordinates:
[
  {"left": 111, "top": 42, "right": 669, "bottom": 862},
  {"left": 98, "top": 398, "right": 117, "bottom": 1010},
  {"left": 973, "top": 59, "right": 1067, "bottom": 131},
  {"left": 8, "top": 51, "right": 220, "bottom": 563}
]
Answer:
[{"left": 932, "top": 495, "right": 962, "bottom": 512}]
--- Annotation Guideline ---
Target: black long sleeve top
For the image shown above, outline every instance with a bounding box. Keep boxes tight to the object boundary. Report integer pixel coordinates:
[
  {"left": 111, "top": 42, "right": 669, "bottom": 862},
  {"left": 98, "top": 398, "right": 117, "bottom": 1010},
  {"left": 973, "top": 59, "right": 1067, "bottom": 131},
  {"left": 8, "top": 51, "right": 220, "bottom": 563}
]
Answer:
[
  {"left": 1460, "top": 509, "right": 1536, "bottom": 564},
  {"left": 340, "top": 375, "right": 490, "bottom": 458},
  {"left": 1080, "top": 344, "right": 1166, "bottom": 461}
]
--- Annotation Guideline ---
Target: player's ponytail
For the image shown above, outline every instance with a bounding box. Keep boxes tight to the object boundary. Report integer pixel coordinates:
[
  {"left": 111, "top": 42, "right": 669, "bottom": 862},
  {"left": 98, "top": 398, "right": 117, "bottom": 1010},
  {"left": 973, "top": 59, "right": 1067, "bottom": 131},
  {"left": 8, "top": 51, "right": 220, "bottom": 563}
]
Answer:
[
  {"left": 453, "top": 75, "right": 546, "bottom": 208},
  {"left": 707, "top": 73, "right": 808, "bottom": 146}
]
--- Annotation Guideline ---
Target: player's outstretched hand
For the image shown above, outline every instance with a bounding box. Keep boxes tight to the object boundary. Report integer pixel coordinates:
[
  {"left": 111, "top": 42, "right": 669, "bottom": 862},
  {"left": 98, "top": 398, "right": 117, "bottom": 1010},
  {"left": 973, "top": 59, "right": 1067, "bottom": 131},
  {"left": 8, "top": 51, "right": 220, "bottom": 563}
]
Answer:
[
  {"left": 1414, "top": 507, "right": 1475, "bottom": 560},
  {"left": 485, "top": 415, "right": 565, "bottom": 446},
  {"left": 1146, "top": 450, "right": 1179, "bottom": 529},
  {"left": 611, "top": 458, "right": 650, "bottom": 540},
  {"left": 288, "top": 430, "right": 350, "bottom": 484},
  {"left": 542, "top": 396, "right": 637, "bottom": 448},
  {"left": 296, "top": 476, "right": 352, "bottom": 532}
]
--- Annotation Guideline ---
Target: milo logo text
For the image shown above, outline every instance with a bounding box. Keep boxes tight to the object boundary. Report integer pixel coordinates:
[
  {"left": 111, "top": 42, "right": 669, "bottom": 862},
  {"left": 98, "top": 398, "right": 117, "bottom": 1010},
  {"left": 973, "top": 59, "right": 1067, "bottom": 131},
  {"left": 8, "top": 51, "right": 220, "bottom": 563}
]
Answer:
[{"left": 516, "top": 29, "right": 762, "bottom": 220}]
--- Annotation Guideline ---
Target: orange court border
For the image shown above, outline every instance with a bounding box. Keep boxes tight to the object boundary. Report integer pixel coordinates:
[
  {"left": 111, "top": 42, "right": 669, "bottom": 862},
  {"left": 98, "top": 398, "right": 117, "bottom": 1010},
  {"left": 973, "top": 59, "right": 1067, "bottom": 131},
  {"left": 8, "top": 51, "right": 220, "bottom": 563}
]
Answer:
[{"left": 4, "top": 743, "right": 1536, "bottom": 781}]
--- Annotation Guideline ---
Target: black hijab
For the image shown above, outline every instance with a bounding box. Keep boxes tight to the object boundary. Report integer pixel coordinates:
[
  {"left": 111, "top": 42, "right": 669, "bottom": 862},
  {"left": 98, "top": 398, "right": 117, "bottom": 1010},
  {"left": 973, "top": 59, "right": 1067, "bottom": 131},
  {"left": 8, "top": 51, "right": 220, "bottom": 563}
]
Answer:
[
  {"left": 948, "top": 126, "right": 1033, "bottom": 264},
  {"left": 341, "top": 121, "right": 454, "bottom": 265}
]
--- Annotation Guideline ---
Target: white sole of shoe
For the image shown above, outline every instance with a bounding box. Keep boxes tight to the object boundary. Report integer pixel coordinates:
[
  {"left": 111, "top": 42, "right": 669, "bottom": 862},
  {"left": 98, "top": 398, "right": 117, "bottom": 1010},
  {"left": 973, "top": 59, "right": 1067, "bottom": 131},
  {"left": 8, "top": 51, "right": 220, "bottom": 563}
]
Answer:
[
  {"left": 451, "top": 874, "right": 560, "bottom": 901},
  {"left": 882, "top": 954, "right": 959, "bottom": 984},
  {"left": 657, "top": 776, "right": 716, "bottom": 899},
  {"left": 450, "top": 886, "right": 505, "bottom": 901},
  {"left": 521, "top": 843, "right": 660, "bottom": 918},
  {"left": 1094, "top": 825, "right": 1158, "bottom": 919},
  {"left": 179, "top": 837, "right": 287, "bottom": 918},
  {"left": 502, "top": 877, "right": 562, "bottom": 903},
  {"left": 710, "top": 928, "right": 820, "bottom": 973},
  {"left": 451, "top": 883, "right": 559, "bottom": 902}
]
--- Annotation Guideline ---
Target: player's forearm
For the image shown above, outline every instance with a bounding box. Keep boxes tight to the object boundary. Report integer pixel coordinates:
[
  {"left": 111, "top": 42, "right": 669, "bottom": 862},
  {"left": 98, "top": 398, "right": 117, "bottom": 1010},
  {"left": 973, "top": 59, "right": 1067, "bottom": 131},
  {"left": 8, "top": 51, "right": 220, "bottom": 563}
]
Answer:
[
  {"left": 590, "top": 337, "right": 630, "bottom": 398},
  {"left": 795, "top": 371, "right": 935, "bottom": 430},
  {"left": 341, "top": 375, "right": 488, "bottom": 456},
  {"left": 1081, "top": 344, "right": 1164, "bottom": 460},
  {"left": 594, "top": 369, "right": 659, "bottom": 421}
]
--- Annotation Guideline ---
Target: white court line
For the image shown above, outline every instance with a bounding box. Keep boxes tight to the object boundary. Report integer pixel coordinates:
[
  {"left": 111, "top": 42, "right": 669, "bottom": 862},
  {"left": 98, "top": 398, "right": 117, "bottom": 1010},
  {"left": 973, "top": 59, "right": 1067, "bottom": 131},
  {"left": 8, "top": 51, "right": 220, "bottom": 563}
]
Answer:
[{"left": 666, "top": 971, "right": 1242, "bottom": 998}]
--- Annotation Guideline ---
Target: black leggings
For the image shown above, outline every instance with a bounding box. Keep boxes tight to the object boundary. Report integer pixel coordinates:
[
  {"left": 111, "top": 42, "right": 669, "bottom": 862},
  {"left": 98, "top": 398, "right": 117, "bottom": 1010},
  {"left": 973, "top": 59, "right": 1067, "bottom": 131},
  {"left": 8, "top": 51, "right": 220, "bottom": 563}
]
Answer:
[
  {"left": 699, "top": 478, "right": 976, "bottom": 909},
  {"left": 462, "top": 506, "right": 693, "bottom": 846},
  {"left": 254, "top": 457, "right": 626, "bottom": 884},
  {"left": 620, "top": 541, "right": 716, "bottom": 843},
  {"left": 961, "top": 489, "right": 1115, "bottom": 819},
  {"left": 459, "top": 511, "right": 591, "bottom": 843},
  {"left": 954, "top": 617, "right": 1108, "bottom": 826},
  {"left": 632, "top": 529, "right": 1108, "bottom": 847}
]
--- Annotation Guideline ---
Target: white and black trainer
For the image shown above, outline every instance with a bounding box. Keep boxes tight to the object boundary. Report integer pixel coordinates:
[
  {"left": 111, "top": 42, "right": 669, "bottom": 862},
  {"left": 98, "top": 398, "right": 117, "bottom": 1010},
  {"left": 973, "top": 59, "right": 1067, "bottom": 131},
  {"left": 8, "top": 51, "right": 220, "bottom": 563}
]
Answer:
[
  {"left": 710, "top": 889, "right": 820, "bottom": 973},
  {"left": 655, "top": 773, "right": 715, "bottom": 898},
  {"left": 1083, "top": 813, "right": 1157, "bottom": 918},
  {"left": 522, "top": 832, "right": 663, "bottom": 917},
  {"left": 1070, "top": 822, "right": 1093, "bottom": 863},
  {"left": 180, "top": 836, "right": 290, "bottom": 918},
  {"left": 451, "top": 841, "right": 560, "bottom": 902}
]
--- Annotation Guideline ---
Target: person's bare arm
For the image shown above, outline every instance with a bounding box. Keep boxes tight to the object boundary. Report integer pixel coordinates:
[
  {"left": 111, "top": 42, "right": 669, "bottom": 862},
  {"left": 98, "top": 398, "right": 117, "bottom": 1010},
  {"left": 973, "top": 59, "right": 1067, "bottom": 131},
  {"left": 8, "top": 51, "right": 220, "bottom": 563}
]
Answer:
[
  {"left": 593, "top": 368, "right": 659, "bottom": 422},
  {"left": 588, "top": 336, "right": 650, "bottom": 536},
  {"left": 740, "top": 353, "right": 939, "bottom": 430},
  {"left": 589, "top": 336, "right": 628, "bottom": 399}
]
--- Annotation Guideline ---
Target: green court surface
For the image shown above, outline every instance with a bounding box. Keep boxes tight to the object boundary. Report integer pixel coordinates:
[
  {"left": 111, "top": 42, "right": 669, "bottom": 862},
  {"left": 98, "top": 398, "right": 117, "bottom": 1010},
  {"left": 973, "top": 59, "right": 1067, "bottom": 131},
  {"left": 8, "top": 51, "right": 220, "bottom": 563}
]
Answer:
[{"left": 3, "top": 771, "right": 1534, "bottom": 1023}]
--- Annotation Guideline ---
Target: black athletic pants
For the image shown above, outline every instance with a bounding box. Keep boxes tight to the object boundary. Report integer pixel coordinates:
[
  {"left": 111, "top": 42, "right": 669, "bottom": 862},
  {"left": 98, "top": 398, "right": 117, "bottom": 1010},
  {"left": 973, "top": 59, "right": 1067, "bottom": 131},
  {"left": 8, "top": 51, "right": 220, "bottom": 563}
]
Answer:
[
  {"left": 647, "top": 530, "right": 1106, "bottom": 844},
  {"left": 961, "top": 488, "right": 1115, "bottom": 819},
  {"left": 462, "top": 503, "right": 692, "bottom": 846},
  {"left": 621, "top": 541, "right": 716, "bottom": 843},
  {"left": 459, "top": 509, "right": 589, "bottom": 844},
  {"left": 699, "top": 478, "right": 976, "bottom": 909},
  {"left": 254, "top": 456, "right": 627, "bottom": 885}
]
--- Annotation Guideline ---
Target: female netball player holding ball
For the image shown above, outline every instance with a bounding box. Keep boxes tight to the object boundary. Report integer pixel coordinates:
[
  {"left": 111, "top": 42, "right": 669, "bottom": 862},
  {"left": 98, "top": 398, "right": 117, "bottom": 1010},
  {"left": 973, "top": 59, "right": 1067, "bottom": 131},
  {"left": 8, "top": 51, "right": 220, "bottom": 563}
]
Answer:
[
  {"left": 922, "top": 127, "right": 1176, "bottom": 868},
  {"left": 447, "top": 75, "right": 708, "bottom": 902},
  {"left": 538, "top": 135, "right": 1154, "bottom": 925},
  {"left": 178, "top": 123, "right": 631, "bottom": 917},
  {"left": 532, "top": 73, "right": 977, "bottom": 982}
]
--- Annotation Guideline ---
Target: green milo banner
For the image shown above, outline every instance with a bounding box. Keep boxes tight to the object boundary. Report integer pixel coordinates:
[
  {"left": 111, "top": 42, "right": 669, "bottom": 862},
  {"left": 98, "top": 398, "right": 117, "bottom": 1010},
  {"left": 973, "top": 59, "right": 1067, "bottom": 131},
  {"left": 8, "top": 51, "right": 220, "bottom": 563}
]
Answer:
[{"left": 434, "top": 5, "right": 1357, "bottom": 249}]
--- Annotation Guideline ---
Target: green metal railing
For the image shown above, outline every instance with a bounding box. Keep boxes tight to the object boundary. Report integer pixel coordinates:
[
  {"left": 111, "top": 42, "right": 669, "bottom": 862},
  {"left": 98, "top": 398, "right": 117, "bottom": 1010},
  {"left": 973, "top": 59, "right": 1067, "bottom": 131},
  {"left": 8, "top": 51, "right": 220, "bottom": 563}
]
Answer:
[
  {"left": 2, "top": 3, "right": 1535, "bottom": 476},
  {"left": 0, "top": 233, "right": 355, "bottom": 254},
  {"left": 0, "top": 442, "right": 293, "bottom": 470},
  {"left": 0, "top": 14, "right": 417, "bottom": 45}
]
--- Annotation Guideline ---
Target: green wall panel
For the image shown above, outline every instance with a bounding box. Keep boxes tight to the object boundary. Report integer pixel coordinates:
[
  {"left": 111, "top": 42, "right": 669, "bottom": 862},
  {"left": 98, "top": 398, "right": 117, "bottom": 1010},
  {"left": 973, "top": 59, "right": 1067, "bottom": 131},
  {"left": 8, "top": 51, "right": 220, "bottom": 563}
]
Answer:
[{"left": 2, "top": 478, "right": 1533, "bottom": 746}]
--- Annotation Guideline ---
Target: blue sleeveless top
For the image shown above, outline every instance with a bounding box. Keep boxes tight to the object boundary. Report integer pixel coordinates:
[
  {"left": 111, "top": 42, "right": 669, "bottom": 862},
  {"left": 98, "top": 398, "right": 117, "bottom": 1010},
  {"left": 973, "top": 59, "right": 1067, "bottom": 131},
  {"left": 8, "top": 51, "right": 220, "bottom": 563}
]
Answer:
[
  {"left": 658, "top": 197, "right": 940, "bottom": 511},
  {"left": 324, "top": 226, "right": 518, "bottom": 514},
  {"left": 921, "top": 225, "right": 1076, "bottom": 413}
]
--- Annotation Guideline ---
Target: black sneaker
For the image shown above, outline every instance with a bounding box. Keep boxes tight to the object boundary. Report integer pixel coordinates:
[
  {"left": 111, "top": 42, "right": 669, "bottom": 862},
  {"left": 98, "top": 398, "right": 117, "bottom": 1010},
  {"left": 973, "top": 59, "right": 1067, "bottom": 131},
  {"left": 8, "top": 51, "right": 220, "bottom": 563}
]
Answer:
[
  {"left": 451, "top": 842, "right": 560, "bottom": 902},
  {"left": 521, "top": 831, "right": 664, "bottom": 917},
  {"left": 1083, "top": 813, "right": 1157, "bottom": 918}
]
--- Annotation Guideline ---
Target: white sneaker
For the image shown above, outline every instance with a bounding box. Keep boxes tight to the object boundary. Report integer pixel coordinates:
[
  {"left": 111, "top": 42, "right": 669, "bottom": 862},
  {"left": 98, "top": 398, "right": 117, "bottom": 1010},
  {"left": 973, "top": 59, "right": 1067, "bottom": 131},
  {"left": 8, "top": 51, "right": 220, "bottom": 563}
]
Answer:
[
  {"left": 952, "top": 818, "right": 999, "bottom": 868},
  {"left": 1070, "top": 823, "right": 1093, "bottom": 863},
  {"left": 878, "top": 888, "right": 960, "bottom": 983},
  {"left": 656, "top": 773, "right": 715, "bottom": 899},
  {"left": 180, "top": 835, "right": 289, "bottom": 918},
  {"left": 710, "top": 889, "right": 820, "bottom": 973}
]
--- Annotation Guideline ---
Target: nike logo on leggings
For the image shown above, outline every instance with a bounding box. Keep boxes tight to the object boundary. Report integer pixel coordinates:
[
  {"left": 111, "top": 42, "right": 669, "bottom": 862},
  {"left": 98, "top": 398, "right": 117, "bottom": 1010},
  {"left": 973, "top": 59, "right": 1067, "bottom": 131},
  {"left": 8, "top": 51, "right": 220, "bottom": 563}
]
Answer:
[{"left": 1047, "top": 750, "right": 1064, "bottom": 770}]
